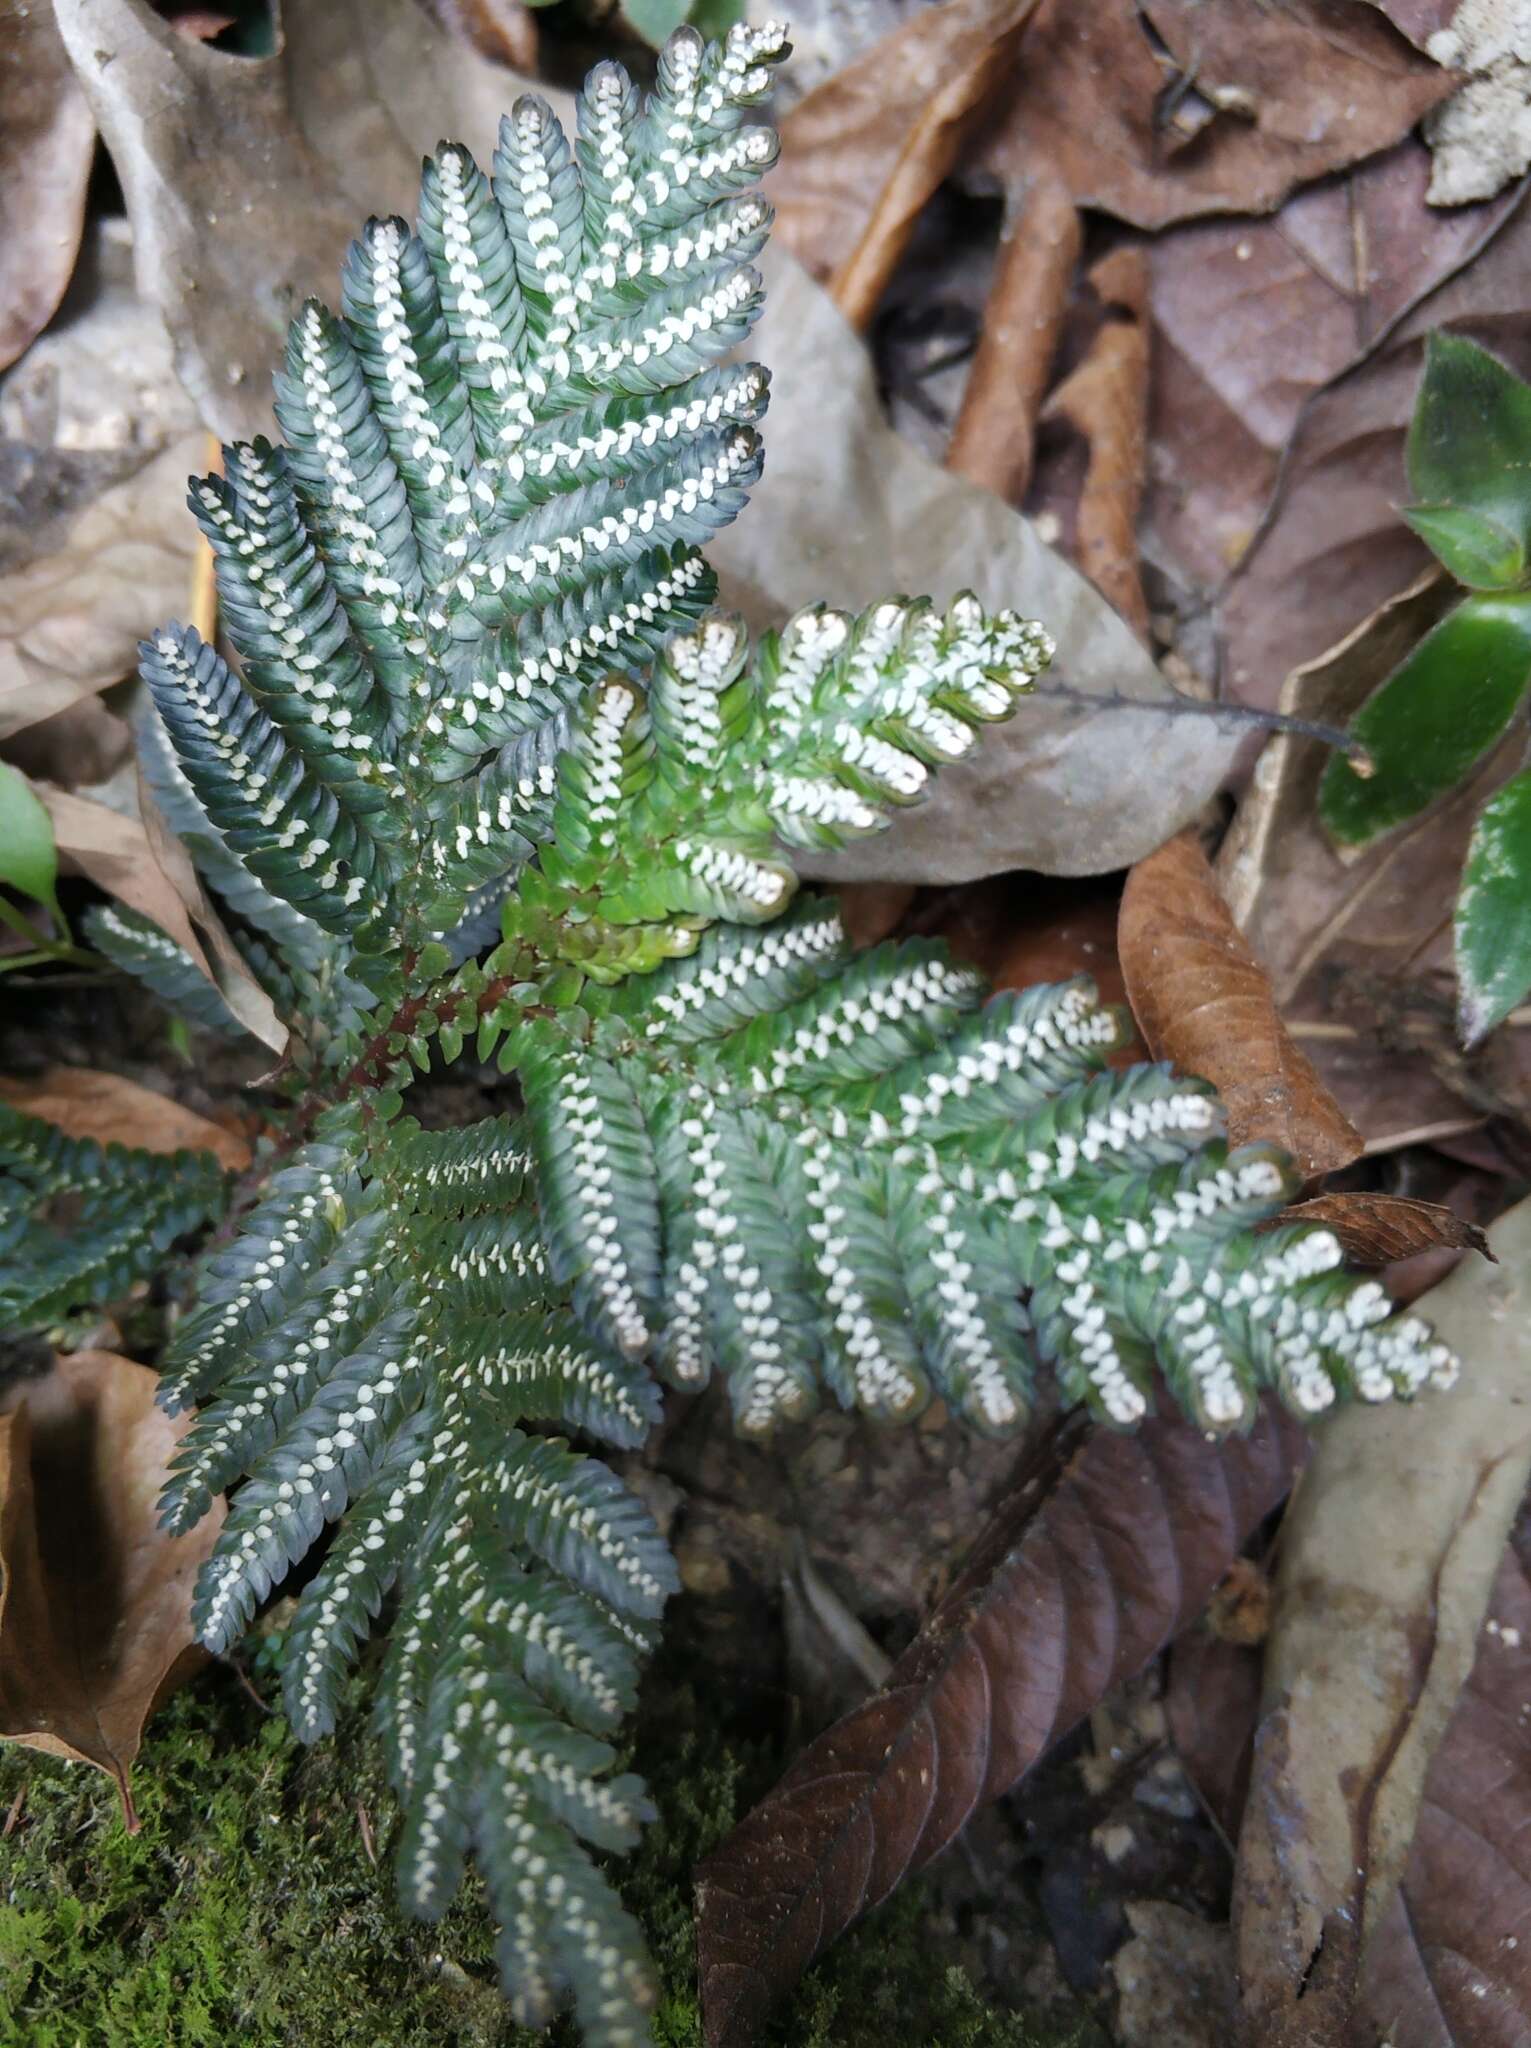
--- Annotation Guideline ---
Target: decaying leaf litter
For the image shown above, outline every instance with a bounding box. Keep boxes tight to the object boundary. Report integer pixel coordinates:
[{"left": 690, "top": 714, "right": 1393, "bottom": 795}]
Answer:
[{"left": 4, "top": 1, "right": 1531, "bottom": 2043}]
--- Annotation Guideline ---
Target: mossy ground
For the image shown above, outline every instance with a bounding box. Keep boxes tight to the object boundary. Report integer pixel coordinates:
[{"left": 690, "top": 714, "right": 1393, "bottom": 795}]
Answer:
[{"left": 0, "top": 1640, "right": 1084, "bottom": 2048}]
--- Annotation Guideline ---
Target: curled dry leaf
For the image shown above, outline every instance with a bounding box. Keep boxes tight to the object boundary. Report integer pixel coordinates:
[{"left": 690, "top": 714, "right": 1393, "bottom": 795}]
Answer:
[
  {"left": 980, "top": 0, "right": 1453, "bottom": 232},
  {"left": 695, "top": 1403, "right": 1303, "bottom": 2048},
  {"left": 717, "top": 253, "right": 1242, "bottom": 881},
  {"left": 1233, "top": 1197, "right": 1531, "bottom": 2048},
  {"left": 0, "top": 1350, "right": 227, "bottom": 1825},
  {"left": 0, "top": 1066, "right": 250, "bottom": 1172},
  {"left": 1118, "top": 831, "right": 1364, "bottom": 1178},
  {"left": 770, "top": 0, "right": 1035, "bottom": 285},
  {"left": 36, "top": 780, "right": 286, "bottom": 1054},
  {"left": 945, "top": 168, "right": 1080, "bottom": 505},
  {"left": 824, "top": 0, "right": 1041, "bottom": 331},
  {"left": 54, "top": 0, "right": 555, "bottom": 445},
  {"left": 1357, "top": 1500, "right": 1531, "bottom": 2045},
  {"left": 1276, "top": 1192, "right": 1492, "bottom": 1267},
  {"left": 1038, "top": 247, "right": 1152, "bottom": 639},
  {"left": 0, "top": 0, "right": 96, "bottom": 376}
]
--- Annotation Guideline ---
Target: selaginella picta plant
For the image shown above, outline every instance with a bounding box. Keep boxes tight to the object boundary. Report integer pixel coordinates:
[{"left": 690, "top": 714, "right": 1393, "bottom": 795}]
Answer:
[{"left": 0, "top": 24, "right": 1459, "bottom": 2043}]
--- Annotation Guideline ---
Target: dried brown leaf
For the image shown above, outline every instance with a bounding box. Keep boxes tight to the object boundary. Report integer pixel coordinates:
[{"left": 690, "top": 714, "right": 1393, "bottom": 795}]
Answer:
[
  {"left": 1143, "top": 145, "right": 1516, "bottom": 663},
  {"left": 1118, "top": 831, "right": 1364, "bottom": 1177},
  {"left": 771, "top": 0, "right": 1034, "bottom": 285},
  {"left": 1211, "top": 172, "right": 1531, "bottom": 706},
  {"left": 695, "top": 1405, "right": 1303, "bottom": 2048},
  {"left": 945, "top": 170, "right": 1080, "bottom": 504},
  {"left": 36, "top": 780, "right": 286, "bottom": 1053},
  {"left": 0, "top": 1350, "right": 226, "bottom": 1824},
  {"left": 0, "top": 1, "right": 96, "bottom": 375},
  {"left": 1039, "top": 248, "right": 1151, "bottom": 639},
  {"left": 980, "top": 0, "right": 1453, "bottom": 233},
  {"left": 1278, "top": 1193, "right": 1493, "bottom": 1266},
  {"left": 420, "top": 0, "right": 536, "bottom": 71},
  {"left": 1356, "top": 1504, "right": 1531, "bottom": 2046},
  {"left": 54, "top": 0, "right": 555, "bottom": 445},
  {"left": 1233, "top": 1198, "right": 1531, "bottom": 2046},
  {"left": 0, "top": 436, "right": 205, "bottom": 740},
  {"left": 824, "top": 0, "right": 1041, "bottom": 330},
  {"left": 0, "top": 1065, "right": 250, "bottom": 1171},
  {"left": 1166, "top": 1627, "right": 1263, "bottom": 1842}
]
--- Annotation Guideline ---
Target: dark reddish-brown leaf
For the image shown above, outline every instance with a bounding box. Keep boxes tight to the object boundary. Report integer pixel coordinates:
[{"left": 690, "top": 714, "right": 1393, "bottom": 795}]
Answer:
[
  {"left": 1166, "top": 1628, "right": 1263, "bottom": 1842},
  {"left": 1118, "top": 832, "right": 1364, "bottom": 1178},
  {"left": 979, "top": 0, "right": 1452, "bottom": 233},
  {"left": 695, "top": 1404, "right": 1303, "bottom": 2048},
  {"left": 421, "top": 0, "right": 536, "bottom": 71},
  {"left": 1356, "top": 1507, "right": 1531, "bottom": 2046},
  {"left": 0, "top": 1351, "right": 226, "bottom": 1825},
  {"left": 0, "top": 1, "right": 96, "bottom": 375},
  {"left": 1278, "top": 1193, "right": 1493, "bottom": 1267}
]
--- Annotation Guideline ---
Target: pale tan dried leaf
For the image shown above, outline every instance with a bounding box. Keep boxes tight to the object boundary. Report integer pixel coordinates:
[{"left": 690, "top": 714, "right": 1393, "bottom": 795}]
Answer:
[
  {"left": 715, "top": 252, "right": 1241, "bottom": 882},
  {"left": 0, "top": 1066, "right": 250, "bottom": 1171},
  {"left": 0, "top": 437, "right": 205, "bottom": 741},
  {"left": 1233, "top": 1198, "right": 1531, "bottom": 2045},
  {"left": 0, "top": 1351, "right": 227, "bottom": 1825},
  {"left": 1118, "top": 831, "right": 1363, "bottom": 1177},
  {"left": 53, "top": 0, "right": 559, "bottom": 444}
]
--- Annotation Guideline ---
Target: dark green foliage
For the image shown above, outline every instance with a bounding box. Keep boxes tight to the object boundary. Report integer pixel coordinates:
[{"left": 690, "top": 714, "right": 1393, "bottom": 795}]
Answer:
[
  {"left": 0, "top": 1100, "right": 228, "bottom": 1332},
  {"left": 0, "top": 24, "right": 1458, "bottom": 2044}
]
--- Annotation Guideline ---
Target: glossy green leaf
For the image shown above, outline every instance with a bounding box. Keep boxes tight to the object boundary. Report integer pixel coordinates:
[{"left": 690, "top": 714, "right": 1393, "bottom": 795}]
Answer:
[
  {"left": 0, "top": 761, "right": 61, "bottom": 921},
  {"left": 1320, "top": 592, "right": 1531, "bottom": 847},
  {"left": 1402, "top": 503, "right": 1526, "bottom": 592},
  {"left": 1407, "top": 334, "right": 1531, "bottom": 580},
  {"left": 1457, "top": 763, "right": 1531, "bottom": 1044}
]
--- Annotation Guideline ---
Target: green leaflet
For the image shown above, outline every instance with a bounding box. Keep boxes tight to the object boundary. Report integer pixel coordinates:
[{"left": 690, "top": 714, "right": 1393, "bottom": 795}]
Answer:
[
  {"left": 1407, "top": 333, "right": 1531, "bottom": 585},
  {"left": 1319, "top": 590, "right": 1531, "bottom": 847},
  {"left": 1456, "top": 760, "right": 1531, "bottom": 1045},
  {"left": 0, "top": 24, "right": 1462, "bottom": 2048}
]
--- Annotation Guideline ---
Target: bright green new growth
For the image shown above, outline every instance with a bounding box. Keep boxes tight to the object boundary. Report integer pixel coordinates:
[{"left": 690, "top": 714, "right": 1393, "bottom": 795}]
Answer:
[{"left": 1, "top": 25, "right": 1459, "bottom": 2046}]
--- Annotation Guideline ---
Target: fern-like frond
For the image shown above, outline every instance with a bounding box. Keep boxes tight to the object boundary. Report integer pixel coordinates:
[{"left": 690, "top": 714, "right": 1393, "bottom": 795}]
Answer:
[
  {"left": 109, "top": 25, "right": 1462, "bottom": 2048},
  {"left": 0, "top": 1101, "right": 228, "bottom": 1331},
  {"left": 83, "top": 903, "right": 251, "bottom": 1039}
]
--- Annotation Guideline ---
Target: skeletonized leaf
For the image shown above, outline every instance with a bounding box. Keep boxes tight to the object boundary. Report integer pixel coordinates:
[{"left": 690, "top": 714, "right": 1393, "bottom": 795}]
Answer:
[
  {"left": 0, "top": 1351, "right": 227, "bottom": 1825},
  {"left": 1118, "top": 830, "right": 1363, "bottom": 1177},
  {"left": 695, "top": 1404, "right": 1303, "bottom": 2047},
  {"left": 1234, "top": 1197, "right": 1531, "bottom": 2046},
  {"left": 1277, "top": 1193, "right": 1492, "bottom": 1267},
  {"left": 1456, "top": 762, "right": 1531, "bottom": 1046}
]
